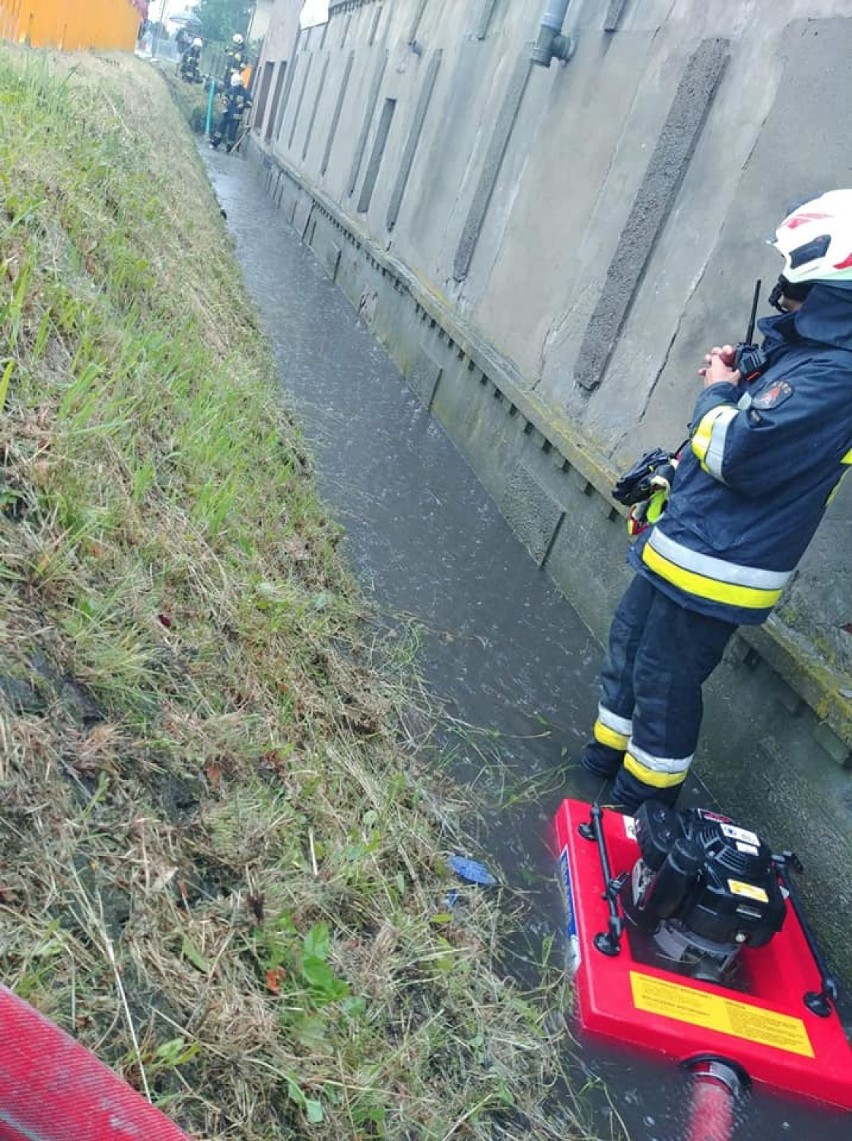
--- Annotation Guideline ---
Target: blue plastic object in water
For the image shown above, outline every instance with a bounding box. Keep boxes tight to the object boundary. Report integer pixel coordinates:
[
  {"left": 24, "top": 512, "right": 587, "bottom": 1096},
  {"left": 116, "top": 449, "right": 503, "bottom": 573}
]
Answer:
[{"left": 449, "top": 856, "right": 497, "bottom": 886}]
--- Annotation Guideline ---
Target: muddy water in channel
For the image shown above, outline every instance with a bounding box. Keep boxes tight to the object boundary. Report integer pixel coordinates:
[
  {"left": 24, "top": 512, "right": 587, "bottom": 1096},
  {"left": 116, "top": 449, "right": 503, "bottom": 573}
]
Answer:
[{"left": 203, "top": 149, "right": 847, "bottom": 1141}]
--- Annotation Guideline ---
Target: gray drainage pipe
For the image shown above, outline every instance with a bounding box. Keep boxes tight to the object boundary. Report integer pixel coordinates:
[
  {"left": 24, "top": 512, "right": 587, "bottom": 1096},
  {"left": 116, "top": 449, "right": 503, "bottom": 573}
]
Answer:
[{"left": 531, "top": 0, "right": 576, "bottom": 67}]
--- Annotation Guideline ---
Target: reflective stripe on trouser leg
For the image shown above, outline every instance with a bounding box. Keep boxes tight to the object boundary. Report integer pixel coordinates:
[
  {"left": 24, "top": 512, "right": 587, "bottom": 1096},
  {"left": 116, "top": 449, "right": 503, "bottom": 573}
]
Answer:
[
  {"left": 593, "top": 705, "right": 632, "bottom": 751},
  {"left": 624, "top": 740, "right": 691, "bottom": 789}
]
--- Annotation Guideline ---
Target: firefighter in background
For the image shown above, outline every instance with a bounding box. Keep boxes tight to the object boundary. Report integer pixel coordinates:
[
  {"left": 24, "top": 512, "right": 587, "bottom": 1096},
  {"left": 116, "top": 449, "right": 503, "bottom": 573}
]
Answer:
[
  {"left": 209, "top": 72, "right": 252, "bottom": 152},
  {"left": 223, "top": 32, "right": 246, "bottom": 84},
  {"left": 179, "top": 37, "right": 203, "bottom": 83},
  {"left": 579, "top": 189, "right": 852, "bottom": 813},
  {"left": 175, "top": 26, "right": 191, "bottom": 54}
]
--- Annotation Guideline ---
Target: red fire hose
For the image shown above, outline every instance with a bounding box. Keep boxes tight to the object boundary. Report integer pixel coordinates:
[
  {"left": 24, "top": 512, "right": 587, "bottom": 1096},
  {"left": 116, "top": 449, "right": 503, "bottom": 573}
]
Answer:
[
  {"left": 0, "top": 984, "right": 191, "bottom": 1141},
  {"left": 685, "top": 1058, "right": 744, "bottom": 1141}
]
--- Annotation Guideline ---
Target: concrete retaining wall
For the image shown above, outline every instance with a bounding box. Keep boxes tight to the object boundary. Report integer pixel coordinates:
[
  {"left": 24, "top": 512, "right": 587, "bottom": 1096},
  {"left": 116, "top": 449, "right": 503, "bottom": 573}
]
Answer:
[{"left": 245, "top": 0, "right": 852, "bottom": 971}]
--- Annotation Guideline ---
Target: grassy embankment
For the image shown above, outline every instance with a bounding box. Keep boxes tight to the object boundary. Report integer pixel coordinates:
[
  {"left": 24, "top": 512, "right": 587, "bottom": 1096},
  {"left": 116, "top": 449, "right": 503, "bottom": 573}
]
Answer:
[{"left": 0, "top": 47, "right": 605, "bottom": 1141}]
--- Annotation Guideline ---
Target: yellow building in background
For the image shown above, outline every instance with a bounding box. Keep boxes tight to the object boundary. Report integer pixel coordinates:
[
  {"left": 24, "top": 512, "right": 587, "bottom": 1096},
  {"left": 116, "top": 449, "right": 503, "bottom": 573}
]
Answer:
[{"left": 0, "top": 0, "right": 142, "bottom": 52}]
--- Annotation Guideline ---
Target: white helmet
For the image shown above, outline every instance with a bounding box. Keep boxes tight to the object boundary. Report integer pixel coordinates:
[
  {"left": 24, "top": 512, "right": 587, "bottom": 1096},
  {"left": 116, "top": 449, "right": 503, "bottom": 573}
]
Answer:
[
  {"left": 770, "top": 190, "right": 852, "bottom": 286},
  {"left": 229, "top": 72, "right": 243, "bottom": 87},
  {"left": 192, "top": 37, "right": 202, "bottom": 47},
  {"left": 232, "top": 33, "right": 244, "bottom": 46}
]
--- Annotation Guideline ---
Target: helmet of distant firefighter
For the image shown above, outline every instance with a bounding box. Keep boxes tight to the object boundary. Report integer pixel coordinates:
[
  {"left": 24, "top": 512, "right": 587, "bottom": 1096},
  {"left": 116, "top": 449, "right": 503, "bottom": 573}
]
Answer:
[
  {"left": 232, "top": 33, "right": 244, "bottom": 46},
  {"left": 229, "top": 72, "right": 243, "bottom": 88}
]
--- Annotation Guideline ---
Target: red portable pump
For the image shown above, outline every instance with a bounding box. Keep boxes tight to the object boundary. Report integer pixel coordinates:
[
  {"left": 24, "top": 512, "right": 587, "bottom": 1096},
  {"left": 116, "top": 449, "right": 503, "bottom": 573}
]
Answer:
[{"left": 553, "top": 798, "right": 852, "bottom": 1137}]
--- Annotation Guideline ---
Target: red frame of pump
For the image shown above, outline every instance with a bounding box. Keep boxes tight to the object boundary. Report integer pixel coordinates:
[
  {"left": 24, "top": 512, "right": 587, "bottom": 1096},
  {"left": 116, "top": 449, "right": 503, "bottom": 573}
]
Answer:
[
  {"left": 0, "top": 984, "right": 191, "bottom": 1141},
  {"left": 554, "top": 798, "right": 852, "bottom": 1111}
]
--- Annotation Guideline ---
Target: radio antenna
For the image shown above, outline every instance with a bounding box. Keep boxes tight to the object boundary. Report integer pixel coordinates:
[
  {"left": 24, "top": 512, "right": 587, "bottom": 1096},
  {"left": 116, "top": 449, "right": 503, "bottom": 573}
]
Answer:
[{"left": 745, "top": 279, "right": 762, "bottom": 346}]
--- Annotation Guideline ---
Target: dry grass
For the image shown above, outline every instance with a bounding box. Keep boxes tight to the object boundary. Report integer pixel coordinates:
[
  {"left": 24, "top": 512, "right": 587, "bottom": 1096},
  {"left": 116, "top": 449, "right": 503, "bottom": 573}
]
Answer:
[{"left": 0, "top": 45, "right": 610, "bottom": 1140}]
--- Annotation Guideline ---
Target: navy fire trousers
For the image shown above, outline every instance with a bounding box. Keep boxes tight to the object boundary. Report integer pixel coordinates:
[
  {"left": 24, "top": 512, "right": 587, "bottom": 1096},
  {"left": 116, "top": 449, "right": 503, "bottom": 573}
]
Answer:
[{"left": 587, "top": 574, "right": 736, "bottom": 809}]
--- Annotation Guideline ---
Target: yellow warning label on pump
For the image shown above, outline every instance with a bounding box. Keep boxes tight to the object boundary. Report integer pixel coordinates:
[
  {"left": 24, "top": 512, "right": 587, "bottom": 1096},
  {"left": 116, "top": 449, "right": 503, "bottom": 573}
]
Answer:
[
  {"left": 630, "top": 972, "right": 814, "bottom": 1058},
  {"left": 727, "top": 879, "right": 769, "bottom": 902}
]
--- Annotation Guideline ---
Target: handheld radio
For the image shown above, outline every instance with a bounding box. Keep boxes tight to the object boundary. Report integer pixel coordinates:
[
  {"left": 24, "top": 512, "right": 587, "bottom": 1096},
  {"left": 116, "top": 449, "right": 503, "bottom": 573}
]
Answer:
[{"left": 733, "top": 279, "right": 767, "bottom": 383}]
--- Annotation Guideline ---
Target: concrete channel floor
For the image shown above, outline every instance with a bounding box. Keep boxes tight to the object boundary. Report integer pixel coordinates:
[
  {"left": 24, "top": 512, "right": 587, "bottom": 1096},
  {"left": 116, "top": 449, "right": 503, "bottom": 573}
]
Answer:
[{"left": 202, "top": 146, "right": 849, "bottom": 1141}]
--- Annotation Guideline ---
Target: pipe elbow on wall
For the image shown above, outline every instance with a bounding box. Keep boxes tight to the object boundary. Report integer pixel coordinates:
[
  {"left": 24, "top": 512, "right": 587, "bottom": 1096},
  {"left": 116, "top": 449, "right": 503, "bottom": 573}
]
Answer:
[{"left": 530, "top": 0, "right": 576, "bottom": 68}]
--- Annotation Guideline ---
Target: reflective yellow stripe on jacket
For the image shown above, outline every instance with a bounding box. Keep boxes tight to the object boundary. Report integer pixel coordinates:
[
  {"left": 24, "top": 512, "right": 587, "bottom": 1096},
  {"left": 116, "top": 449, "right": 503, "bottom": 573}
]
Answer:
[
  {"left": 691, "top": 405, "right": 738, "bottom": 479},
  {"left": 642, "top": 529, "right": 791, "bottom": 611}
]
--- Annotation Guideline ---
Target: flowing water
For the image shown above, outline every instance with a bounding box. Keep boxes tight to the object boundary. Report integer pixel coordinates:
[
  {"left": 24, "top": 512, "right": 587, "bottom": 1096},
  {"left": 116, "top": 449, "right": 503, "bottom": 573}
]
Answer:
[{"left": 203, "top": 147, "right": 849, "bottom": 1141}]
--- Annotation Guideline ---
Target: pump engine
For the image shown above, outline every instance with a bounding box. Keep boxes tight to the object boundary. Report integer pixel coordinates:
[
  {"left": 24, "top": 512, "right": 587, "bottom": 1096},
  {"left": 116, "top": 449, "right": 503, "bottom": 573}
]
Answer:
[{"left": 622, "top": 801, "right": 787, "bottom": 981}]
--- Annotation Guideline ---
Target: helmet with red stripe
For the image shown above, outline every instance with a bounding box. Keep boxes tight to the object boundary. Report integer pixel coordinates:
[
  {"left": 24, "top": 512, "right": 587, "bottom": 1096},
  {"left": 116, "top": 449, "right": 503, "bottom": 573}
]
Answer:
[{"left": 770, "top": 190, "right": 852, "bottom": 286}]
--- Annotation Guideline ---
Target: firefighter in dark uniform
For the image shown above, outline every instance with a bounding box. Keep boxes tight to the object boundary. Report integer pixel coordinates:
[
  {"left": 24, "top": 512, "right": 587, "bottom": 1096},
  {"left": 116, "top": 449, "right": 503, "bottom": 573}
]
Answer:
[
  {"left": 209, "top": 72, "right": 252, "bottom": 152},
  {"left": 580, "top": 190, "right": 852, "bottom": 812},
  {"left": 179, "top": 37, "right": 203, "bottom": 83},
  {"left": 223, "top": 32, "right": 246, "bottom": 85}
]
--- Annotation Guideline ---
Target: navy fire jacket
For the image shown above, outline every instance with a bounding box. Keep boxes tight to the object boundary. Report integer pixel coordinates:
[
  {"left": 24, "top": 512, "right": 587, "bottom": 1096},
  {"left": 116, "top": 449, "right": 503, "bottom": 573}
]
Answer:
[{"left": 630, "top": 283, "right": 852, "bottom": 625}]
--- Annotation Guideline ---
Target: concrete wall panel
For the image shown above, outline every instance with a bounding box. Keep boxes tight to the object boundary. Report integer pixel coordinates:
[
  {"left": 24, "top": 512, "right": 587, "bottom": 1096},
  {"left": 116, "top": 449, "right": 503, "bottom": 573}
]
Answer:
[
  {"left": 251, "top": 0, "right": 852, "bottom": 686},
  {"left": 473, "top": 30, "right": 657, "bottom": 388}
]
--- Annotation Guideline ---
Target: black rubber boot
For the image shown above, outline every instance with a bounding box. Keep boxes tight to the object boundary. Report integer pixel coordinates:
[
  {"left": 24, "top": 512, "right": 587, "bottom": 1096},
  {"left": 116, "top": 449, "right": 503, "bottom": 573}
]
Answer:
[
  {"left": 579, "top": 740, "right": 624, "bottom": 778},
  {"left": 611, "top": 767, "right": 681, "bottom": 814}
]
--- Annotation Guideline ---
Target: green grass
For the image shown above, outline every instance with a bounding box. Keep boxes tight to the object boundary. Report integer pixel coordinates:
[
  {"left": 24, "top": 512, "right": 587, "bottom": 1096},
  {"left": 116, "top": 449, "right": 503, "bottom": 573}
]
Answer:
[
  {"left": 0, "top": 45, "right": 614, "bottom": 1140},
  {"left": 162, "top": 60, "right": 213, "bottom": 134}
]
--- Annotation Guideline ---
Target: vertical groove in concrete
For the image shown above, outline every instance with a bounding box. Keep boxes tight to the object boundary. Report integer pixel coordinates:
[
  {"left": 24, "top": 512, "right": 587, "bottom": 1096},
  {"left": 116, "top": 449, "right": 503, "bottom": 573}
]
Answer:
[
  {"left": 348, "top": 49, "right": 389, "bottom": 197},
  {"left": 574, "top": 37, "right": 729, "bottom": 391},
  {"left": 368, "top": 4, "right": 382, "bottom": 46},
  {"left": 253, "top": 60, "right": 274, "bottom": 134},
  {"left": 477, "top": 0, "right": 500, "bottom": 40},
  {"left": 540, "top": 512, "right": 566, "bottom": 570},
  {"left": 303, "top": 56, "right": 330, "bottom": 161},
  {"left": 386, "top": 50, "right": 442, "bottom": 231},
  {"left": 288, "top": 52, "right": 315, "bottom": 149},
  {"left": 452, "top": 51, "right": 532, "bottom": 283},
  {"left": 408, "top": 0, "right": 429, "bottom": 44},
  {"left": 273, "top": 33, "right": 301, "bottom": 141},
  {"left": 267, "top": 62, "right": 287, "bottom": 135},
  {"left": 321, "top": 50, "right": 355, "bottom": 176},
  {"left": 357, "top": 98, "right": 397, "bottom": 213},
  {"left": 604, "top": 0, "right": 628, "bottom": 32},
  {"left": 301, "top": 201, "right": 316, "bottom": 242}
]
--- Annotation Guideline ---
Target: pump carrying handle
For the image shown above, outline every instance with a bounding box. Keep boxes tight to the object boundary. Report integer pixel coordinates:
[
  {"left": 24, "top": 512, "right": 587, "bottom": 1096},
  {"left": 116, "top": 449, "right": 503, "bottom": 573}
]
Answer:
[
  {"left": 578, "top": 804, "right": 626, "bottom": 956},
  {"left": 773, "top": 850, "right": 839, "bottom": 1017}
]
